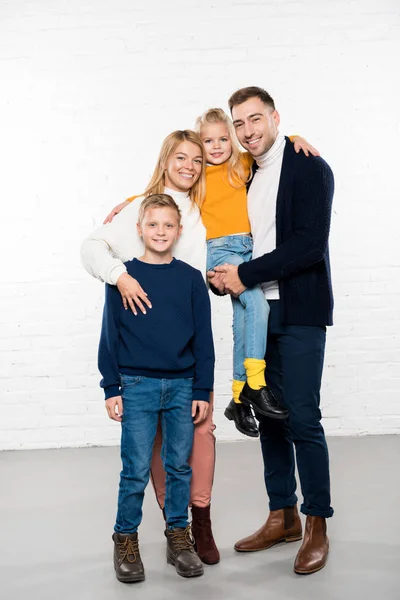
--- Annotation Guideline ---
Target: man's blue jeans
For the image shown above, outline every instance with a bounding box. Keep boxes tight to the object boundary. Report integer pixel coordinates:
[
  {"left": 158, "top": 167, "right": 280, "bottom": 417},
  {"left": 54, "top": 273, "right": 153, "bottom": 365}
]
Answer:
[
  {"left": 259, "top": 301, "right": 333, "bottom": 518},
  {"left": 207, "top": 235, "right": 269, "bottom": 381},
  {"left": 115, "top": 375, "right": 194, "bottom": 534}
]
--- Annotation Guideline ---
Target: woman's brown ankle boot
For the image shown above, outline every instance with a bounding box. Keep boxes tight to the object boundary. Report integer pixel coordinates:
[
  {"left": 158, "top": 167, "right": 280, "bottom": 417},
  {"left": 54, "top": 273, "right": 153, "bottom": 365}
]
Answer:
[{"left": 191, "top": 504, "right": 220, "bottom": 565}]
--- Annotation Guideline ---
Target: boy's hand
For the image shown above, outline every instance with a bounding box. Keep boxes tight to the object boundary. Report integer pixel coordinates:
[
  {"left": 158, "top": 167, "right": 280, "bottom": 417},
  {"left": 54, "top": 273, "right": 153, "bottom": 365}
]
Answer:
[
  {"left": 192, "top": 401, "right": 209, "bottom": 424},
  {"left": 105, "top": 396, "right": 123, "bottom": 422},
  {"left": 117, "top": 273, "right": 152, "bottom": 315}
]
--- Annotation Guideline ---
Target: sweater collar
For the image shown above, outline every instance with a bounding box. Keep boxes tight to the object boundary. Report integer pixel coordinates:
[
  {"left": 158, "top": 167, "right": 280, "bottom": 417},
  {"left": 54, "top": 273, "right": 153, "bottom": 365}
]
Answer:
[
  {"left": 163, "top": 186, "right": 190, "bottom": 201},
  {"left": 255, "top": 133, "right": 286, "bottom": 168}
]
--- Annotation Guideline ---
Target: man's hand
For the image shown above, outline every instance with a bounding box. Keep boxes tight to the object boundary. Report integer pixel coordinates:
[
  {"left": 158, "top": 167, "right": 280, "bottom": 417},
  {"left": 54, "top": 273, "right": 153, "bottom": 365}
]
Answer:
[
  {"left": 116, "top": 273, "right": 152, "bottom": 315},
  {"left": 103, "top": 200, "right": 130, "bottom": 224},
  {"left": 105, "top": 396, "right": 123, "bottom": 422},
  {"left": 213, "top": 264, "right": 246, "bottom": 296},
  {"left": 192, "top": 401, "right": 209, "bottom": 424},
  {"left": 207, "top": 270, "right": 227, "bottom": 294}
]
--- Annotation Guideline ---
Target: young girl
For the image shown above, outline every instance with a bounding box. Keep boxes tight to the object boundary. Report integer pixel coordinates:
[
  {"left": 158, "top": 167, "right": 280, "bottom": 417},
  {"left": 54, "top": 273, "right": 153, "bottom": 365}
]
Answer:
[{"left": 195, "top": 108, "right": 289, "bottom": 438}]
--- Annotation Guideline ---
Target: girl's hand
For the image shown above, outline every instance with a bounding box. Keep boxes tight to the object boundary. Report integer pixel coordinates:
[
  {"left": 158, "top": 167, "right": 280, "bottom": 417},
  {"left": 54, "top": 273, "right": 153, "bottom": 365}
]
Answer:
[
  {"left": 291, "top": 136, "right": 320, "bottom": 157},
  {"left": 116, "top": 273, "right": 152, "bottom": 315},
  {"left": 103, "top": 199, "right": 130, "bottom": 224},
  {"left": 192, "top": 401, "right": 209, "bottom": 424},
  {"left": 105, "top": 396, "right": 123, "bottom": 422}
]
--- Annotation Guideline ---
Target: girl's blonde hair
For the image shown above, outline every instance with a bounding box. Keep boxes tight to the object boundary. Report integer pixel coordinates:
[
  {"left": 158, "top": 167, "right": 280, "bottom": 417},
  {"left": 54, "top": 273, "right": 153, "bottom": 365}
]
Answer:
[
  {"left": 144, "top": 130, "right": 206, "bottom": 209},
  {"left": 195, "top": 108, "right": 248, "bottom": 192}
]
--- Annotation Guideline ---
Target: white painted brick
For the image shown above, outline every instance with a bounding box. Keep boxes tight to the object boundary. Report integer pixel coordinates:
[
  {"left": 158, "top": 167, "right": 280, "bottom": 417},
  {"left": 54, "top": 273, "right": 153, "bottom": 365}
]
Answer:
[{"left": 1, "top": 0, "right": 399, "bottom": 449}]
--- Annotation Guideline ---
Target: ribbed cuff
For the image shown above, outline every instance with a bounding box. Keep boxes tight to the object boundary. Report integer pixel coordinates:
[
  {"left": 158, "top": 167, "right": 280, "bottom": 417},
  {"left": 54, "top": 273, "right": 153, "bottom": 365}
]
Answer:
[
  {"left": 193, "top": 389, "right": 211, "bottom": 402},
  {"left": 109, "top": 264, "right": 127, "bottom": 286},
  {"left": 104, "top": 385, "right": 120, "bottom": 400}
]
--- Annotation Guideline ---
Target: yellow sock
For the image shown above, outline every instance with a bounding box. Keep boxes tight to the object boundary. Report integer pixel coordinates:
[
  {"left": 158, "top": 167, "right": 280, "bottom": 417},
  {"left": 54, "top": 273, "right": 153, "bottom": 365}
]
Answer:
[
  {"left": 232, "top": 380, "right": 245, "bottom": 404},
  {"left": 244, "top": 358, "right": 267, "bottom": 390}
]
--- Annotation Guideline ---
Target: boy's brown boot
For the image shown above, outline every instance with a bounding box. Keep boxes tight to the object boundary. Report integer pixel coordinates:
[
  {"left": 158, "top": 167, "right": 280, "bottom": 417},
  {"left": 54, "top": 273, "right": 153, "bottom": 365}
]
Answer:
[
  {"left": 234, "top": 506, "right": 302, "bottom": 552},
  {"left": 165, "top": 526, "right": 204, "bottom": 577},
  {"left": 191, "top": 504, "right": 220, "bottom": 564},
  {"left": 112, "top": 532, "right": 145, "bottom": 583}
]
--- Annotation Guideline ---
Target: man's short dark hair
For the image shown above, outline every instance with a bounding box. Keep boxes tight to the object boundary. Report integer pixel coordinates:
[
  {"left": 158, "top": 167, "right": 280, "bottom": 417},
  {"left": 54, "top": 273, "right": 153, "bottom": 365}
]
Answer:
[{"left": 228, "top": 86, "right": 275, "bottom": 113}]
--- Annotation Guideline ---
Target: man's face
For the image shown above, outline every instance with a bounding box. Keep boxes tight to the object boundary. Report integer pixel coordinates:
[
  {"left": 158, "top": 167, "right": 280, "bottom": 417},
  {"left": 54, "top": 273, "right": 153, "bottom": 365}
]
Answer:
[{"left": 231, "top": 97, "right": 280, "bottom": 157}]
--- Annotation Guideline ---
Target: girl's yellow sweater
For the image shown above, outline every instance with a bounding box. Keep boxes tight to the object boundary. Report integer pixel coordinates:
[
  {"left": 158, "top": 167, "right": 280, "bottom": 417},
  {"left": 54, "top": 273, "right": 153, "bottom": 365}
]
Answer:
[{"left": 201, "top": 153, "right": 253, "bottom": 241}]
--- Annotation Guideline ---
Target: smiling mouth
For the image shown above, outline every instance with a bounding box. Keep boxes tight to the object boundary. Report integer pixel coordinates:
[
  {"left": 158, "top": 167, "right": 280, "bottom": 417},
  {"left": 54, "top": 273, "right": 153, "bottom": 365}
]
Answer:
[
  {"left": 179, "top": 173, "right": 194, "bottom": 179},
  {"left": 247, "top": 137, "right": 262, "bottom": 146}
]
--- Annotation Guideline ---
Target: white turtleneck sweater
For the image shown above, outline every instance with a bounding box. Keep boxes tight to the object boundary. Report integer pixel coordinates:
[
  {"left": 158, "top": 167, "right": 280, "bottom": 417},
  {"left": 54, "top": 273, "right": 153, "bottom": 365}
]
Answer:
[
  {"left": 247, "top": 133, "right": 286, "bottom": 299},
  {"left": 80, "top": 187, "right": 207, "bottom": 284}
]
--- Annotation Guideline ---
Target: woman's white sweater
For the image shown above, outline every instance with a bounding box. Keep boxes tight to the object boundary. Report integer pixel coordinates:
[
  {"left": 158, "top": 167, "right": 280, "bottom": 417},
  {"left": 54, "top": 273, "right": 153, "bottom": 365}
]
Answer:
[{"left": 80, "top": 188, "right": 207, "bottom": 284}]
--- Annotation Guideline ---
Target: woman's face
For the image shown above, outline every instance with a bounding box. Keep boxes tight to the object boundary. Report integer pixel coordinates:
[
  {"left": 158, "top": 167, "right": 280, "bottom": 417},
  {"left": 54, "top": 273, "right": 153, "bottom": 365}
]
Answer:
[
  {"left": 164, "top": 141, "right": 203, "bottom": 193},
  {"left": 200, "top": 122, "right": 232, "bottom": 165}
]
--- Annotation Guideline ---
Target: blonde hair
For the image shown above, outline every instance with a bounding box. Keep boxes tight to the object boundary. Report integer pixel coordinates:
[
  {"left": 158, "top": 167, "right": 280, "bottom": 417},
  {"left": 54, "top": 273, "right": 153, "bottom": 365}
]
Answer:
[
  {"left": 195, "top": 108, "right": 248, "bottom": 192},
  {"left": 138, "top": 193, "right": 182, "bottom": 224},
  {"left": 144, "top": 130, "right": 206, "bottom": 209}
]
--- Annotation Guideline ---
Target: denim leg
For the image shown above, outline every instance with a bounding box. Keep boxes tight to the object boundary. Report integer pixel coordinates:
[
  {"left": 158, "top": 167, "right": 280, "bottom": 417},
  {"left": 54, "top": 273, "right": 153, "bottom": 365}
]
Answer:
[
  {"left": 231, "top": 296, "right": 246, "bottom": 381},
  {"left": 239, "top": 286, "right": 269, "bottom": 360},
  {"left": 207, "top": 235, "right": 268, "bottom": 367},
  {"left": 115, "top": 376, "right": 161, "bottom": 534},
  {"left": 161, "top": 378, "right": 194, "bottom": 528},
  {"left": 259, "top": 301, "right": 333, "bottom": 518}
]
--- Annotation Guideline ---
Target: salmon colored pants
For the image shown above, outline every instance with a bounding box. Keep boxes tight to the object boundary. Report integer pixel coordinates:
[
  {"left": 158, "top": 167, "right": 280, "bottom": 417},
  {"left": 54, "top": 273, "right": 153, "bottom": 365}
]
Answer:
[{"left": 150, "top": 394, "right": 216, "bottom": 509}]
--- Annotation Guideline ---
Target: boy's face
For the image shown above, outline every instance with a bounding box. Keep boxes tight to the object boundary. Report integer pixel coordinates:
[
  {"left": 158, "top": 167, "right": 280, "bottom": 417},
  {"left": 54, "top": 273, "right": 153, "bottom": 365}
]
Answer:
[
  {"left": 232, "top": 97, "right": 280, "bottom": 157},
  {"left": 137, "top": 207, "right": 182, "bottom": 255}
]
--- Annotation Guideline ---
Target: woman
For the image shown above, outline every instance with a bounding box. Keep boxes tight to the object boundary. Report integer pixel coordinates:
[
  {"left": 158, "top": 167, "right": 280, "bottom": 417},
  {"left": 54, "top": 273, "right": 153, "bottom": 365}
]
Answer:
[{"left": 81, "top": 130, "right": 220, "bottom": 564}]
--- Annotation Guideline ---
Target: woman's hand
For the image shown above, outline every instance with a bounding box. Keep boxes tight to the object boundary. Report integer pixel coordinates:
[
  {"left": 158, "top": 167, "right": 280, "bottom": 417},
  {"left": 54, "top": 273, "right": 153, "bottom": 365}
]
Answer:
[
  {"left": 103, "top": 199, "right": 130, "bottom": 224},
  {"left": 192, "top": 401, "right": 209, "bottom": 424},
  {"left": 291, "top": 136, "right": 320, "bottom": 157},
  {"left": 105, "top": 396, "right": 123, "bottom": 422},
  {"left": 116, "top": 273, "right": 152, "bottom": 315}
]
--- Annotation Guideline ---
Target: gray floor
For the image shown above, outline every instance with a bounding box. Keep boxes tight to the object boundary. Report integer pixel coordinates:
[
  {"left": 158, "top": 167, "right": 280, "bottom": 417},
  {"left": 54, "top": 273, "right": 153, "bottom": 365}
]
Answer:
[{"left": 1, "top": 436, "right": 399, "bottom": 600}]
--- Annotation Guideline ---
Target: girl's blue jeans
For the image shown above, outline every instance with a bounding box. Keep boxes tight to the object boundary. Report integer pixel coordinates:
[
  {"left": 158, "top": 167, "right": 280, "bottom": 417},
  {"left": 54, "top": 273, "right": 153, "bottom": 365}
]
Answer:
[
  {"left": 115, "top": 375, "right": 194, "bottom": 534},
  {"left": 207, "top": 234, "right": 269, "bottom": 382}
]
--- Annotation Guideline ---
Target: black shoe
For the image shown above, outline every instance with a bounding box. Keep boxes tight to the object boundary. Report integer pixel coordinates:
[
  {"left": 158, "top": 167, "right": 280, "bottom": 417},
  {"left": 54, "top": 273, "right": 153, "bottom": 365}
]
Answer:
[
  {"left": 224, "top": 399, "right": 259, "bottom": 438},
  {"left": 112, "top": 532, "right": 145, "bottom": 583},
  {"left": 165, "top": 526, "right": 204, "bottom": 578},
  {"left": 239, "top": 382, "right": 289, "bottom": 420}
]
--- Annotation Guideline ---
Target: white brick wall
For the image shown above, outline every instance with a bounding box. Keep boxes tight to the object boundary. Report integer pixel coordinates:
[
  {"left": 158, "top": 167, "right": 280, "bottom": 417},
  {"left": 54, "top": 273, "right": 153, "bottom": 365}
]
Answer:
[{"left": 1, "top": 0, "right": 399, "bottom": 450}]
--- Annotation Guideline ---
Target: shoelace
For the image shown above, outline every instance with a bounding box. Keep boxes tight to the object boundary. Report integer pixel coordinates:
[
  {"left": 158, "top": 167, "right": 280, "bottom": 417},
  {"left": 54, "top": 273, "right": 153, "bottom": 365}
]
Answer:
[
  {"left": 169, "top": 526, "right": 195, "bottom": 551},
  {"left": 117, "top": 536, "right": 139, "bottom": 563}
]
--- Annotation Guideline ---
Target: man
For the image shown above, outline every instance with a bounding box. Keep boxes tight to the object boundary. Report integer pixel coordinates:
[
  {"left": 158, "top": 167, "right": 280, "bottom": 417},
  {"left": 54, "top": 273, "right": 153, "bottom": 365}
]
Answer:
[{"left": 209, "top": 86, "right": 334, "bottom": 575}]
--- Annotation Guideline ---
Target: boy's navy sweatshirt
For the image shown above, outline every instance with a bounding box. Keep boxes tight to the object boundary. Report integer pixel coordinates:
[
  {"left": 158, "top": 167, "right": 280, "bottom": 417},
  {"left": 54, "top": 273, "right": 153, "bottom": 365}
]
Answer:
[{"left": 98, "top": 258, "right": 215, "bottom": 402}]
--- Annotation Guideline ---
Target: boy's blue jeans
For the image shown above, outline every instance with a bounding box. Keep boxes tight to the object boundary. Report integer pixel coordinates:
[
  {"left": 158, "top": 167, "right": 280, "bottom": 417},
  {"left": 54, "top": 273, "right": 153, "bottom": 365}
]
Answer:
[
  {"left": 114, "top": 375, "right": 194, "bottom": 534},
  {"left": 207, "top": 234, "right": 269, "bottom": 382}
]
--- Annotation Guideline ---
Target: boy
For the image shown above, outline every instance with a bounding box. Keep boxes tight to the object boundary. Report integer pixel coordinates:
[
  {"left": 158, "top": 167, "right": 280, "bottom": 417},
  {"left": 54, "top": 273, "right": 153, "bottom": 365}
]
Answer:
[{"left": 98, "top": 194, "right": 214, "bottom": 582}]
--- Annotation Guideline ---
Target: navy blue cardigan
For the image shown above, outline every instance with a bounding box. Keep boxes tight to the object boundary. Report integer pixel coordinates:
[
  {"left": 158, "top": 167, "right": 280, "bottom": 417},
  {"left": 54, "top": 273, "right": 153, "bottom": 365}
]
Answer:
[{"left": 238, "top": 138, "right": 334, "bottom": 326}]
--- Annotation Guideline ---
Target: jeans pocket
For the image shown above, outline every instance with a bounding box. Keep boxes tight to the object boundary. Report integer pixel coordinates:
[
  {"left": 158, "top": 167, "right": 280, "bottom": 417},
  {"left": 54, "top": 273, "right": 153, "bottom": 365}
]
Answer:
[{"left": 120, "top": 375, "right": 142, "bottom": 389}]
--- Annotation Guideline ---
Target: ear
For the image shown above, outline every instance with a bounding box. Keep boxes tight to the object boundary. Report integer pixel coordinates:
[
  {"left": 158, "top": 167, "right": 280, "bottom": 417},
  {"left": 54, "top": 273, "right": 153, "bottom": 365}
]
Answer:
[
  {"left": 176, "top": 224, "right": 183, "bottom": 240},
  {"left": 272, "top": 110, "right": 280, "bottom": 127},
  {"left": 137, "top": 222, "right": 142, "bottom": 237}
]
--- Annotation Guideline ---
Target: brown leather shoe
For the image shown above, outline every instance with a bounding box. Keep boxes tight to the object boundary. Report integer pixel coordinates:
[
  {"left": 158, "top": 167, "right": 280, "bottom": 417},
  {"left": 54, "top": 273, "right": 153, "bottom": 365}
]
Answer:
[
  {"left": 112, "top": 532, "right": 145, "bottom": 583},
  {"left": 234, "top": 506, "right": 302, "bottom": 552},
  {"left": 165, "top": 526, "right": 204, "bottom": 578},
  {"left": 191, "top": 504, "right": 220, "bottom": 565},
  {"left": 294, "top": 516, "right": 329, "bottom": 575}
]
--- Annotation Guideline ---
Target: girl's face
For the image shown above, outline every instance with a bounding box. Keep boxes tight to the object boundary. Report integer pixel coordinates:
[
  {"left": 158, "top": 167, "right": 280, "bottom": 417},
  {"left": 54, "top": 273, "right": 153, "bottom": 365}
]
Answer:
[
  {"left": 200, "top": 122, "right": 233, "bottom": 165},
  {"left": 164, "top": 141, "right": 203, "bottom": 193}
]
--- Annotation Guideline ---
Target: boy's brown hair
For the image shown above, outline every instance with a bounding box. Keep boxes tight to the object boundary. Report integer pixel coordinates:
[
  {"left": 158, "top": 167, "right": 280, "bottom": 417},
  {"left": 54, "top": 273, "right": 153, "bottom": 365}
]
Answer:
[
  {"left": 138, "top": 193, "right": 182, "bottom": 224},
  {"left": 228, "top": 86, "right": 275, "bottom": 112}
]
